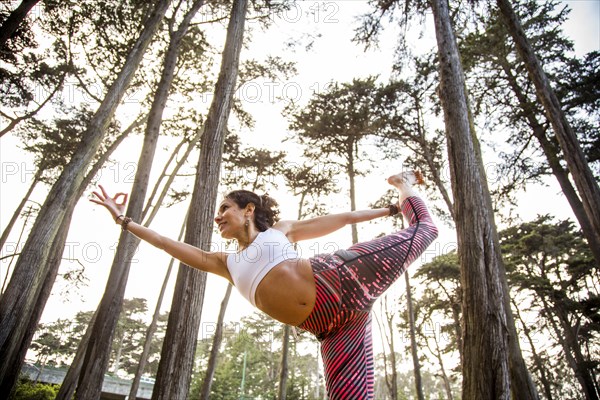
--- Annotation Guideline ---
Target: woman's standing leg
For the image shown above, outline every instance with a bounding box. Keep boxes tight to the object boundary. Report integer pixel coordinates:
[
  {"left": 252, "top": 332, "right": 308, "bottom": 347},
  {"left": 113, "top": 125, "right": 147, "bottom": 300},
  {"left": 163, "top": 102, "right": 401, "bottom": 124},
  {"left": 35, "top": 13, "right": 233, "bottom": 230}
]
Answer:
[
  {"left": 320, "top": 310, "right": 374, "bottom": 400},
  {"left": 298, "top": 257, "right": 376, "bottom": 399}
]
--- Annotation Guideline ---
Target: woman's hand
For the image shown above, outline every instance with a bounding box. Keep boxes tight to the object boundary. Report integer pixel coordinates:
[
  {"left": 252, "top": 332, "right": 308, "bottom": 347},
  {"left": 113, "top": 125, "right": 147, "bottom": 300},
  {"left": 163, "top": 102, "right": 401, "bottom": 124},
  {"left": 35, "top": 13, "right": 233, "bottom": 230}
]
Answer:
[{"left": 90, "top": 185, "right": 128, "bottom": 223}]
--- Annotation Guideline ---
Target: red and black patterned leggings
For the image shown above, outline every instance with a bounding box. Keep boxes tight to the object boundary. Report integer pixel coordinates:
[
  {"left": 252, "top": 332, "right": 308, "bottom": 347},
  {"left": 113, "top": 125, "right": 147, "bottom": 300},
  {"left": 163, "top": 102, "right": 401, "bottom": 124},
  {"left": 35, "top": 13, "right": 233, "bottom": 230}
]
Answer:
[{"left": 298, "top": 196, "right": 438, "bottom": 399}]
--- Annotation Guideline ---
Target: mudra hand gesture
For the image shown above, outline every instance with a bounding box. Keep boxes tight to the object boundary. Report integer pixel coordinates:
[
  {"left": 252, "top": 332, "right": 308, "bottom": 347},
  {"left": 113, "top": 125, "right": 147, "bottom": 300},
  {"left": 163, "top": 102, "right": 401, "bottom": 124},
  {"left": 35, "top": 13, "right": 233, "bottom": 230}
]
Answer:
[{"left": 90, "top": 185, "right": 129, "bottom": 223}]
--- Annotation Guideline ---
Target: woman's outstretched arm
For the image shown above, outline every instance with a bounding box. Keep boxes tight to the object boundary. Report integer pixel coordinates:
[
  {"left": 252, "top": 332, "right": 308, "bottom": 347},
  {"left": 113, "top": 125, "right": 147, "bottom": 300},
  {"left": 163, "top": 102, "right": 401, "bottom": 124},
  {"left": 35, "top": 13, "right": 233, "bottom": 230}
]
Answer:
[
  {"left": 275, "top": 208, "right": 391, "bottom": 243},
  {"left": 90, "top": 185, "right": 231, "bottom": 282}
]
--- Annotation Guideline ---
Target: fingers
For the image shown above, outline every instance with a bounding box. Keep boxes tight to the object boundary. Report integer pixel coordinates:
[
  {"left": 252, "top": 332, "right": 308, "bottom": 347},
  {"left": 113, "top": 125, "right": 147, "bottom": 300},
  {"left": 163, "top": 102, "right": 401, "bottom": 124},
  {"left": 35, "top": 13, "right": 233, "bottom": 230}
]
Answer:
[
  {"left": 89, "top": 186, "right": 129, "bottom": 207},
  {"left": 98, "top": 184, "right": 109, "bottom": 198},
  {"left": 114, "top": 192, "right": 128, "bottom": 206}
]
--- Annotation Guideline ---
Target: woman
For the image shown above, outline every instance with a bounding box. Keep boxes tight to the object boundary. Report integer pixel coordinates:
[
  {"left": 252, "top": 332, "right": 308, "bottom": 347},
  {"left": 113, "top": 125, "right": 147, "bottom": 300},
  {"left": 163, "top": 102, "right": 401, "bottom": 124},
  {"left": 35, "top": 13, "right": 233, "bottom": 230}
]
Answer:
[{"left": 91, "top": 170, "right": 438, "bottom": 399}]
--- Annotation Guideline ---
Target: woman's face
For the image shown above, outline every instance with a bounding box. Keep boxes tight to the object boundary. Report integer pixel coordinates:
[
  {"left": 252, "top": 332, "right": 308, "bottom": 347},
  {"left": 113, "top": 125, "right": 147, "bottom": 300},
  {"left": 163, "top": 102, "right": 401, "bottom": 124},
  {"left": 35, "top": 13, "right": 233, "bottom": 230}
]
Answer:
[{"left": 214, "top": 198, "right": 247, "bottom": 239}]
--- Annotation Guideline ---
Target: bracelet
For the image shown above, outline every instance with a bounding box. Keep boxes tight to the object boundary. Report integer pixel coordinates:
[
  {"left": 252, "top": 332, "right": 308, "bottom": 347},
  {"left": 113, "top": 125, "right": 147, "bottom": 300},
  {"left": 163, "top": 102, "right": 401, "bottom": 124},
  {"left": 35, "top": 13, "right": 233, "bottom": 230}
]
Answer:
[
  {"left": 121, "top": 216, "right": 132, "bottom": 231},
  {"left": 115, "top": 215, "right": 125, "bottom": 223},
  {"left": 388, "top": 204, "right": 400, "bottom": 216}
]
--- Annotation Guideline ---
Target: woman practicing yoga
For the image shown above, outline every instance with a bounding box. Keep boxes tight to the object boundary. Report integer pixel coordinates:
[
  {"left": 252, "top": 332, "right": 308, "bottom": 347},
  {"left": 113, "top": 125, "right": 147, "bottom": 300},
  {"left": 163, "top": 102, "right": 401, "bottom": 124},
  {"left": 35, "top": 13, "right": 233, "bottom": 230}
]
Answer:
[{"left": 91, "top": 170, "right": 438, "bottom": 400}]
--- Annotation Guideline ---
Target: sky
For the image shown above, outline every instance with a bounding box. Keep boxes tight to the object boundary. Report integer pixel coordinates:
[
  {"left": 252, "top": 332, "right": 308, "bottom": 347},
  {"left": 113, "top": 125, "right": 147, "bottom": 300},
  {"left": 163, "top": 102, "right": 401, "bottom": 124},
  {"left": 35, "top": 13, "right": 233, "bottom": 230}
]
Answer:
[{"left": 0, "top": 0, "right": 599, "bottom": 369}]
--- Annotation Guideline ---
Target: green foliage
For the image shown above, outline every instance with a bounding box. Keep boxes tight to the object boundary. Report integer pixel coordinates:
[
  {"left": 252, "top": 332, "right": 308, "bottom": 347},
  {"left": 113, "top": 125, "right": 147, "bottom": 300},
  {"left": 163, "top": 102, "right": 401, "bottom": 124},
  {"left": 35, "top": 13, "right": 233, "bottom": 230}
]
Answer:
[
  {"left": 190, "top": 312, "right": 321, "bottom": 400},
  {"left": 29, "top": 299, "right": 167, "bottom": 378},
  {"left": 500, "top": 214, "right": 599, "bottom": 396},
  {"left": 9, "top": 378, "right": 59, "bottom": 400},
  {"left": 289, "top": 76, "right": 398, "bottom": 161},
  {"left": 460, "top": 0, "right": 600, "bottom": 204}
]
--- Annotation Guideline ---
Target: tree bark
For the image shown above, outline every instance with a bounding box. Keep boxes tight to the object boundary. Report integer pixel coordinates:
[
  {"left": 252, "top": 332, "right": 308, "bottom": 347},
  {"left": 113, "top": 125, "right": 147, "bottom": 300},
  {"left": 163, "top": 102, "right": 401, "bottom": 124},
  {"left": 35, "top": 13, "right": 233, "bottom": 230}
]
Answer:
[
  {"left": 405, "top": 273, "right": 424, "bottom": 400},
  {"left": 51, "top": 120, "right": 137, "bottom": 399},
  {"left": 0, "top": 169, "right": 41, "bottom": 251},
  {"left": 429, "top": 0, "right": 511, "bottom": 399},
  {"left": 497, "top": 0, "right": 600, "bottom": 264},
  {"left": 128, "top": 219, "right": 183, "bottom": 400},
  {"left": 538, "top": 294, "right": 599, "bottom": 400},
  {"left": 7, "top": 116, "right": 133, "bottom": 398},
  {"left": 200, "top": 283, "right": 233, "bottom": 399},
  {"left": 466, "top": 88, "right": 540, "bottom": 400},
  {"left": 277, "top": 324, "right": 291, "bottom": 400},
  {"left": 512, "top": 298, "right": 554, "bottom": 400},
  {"left": 151, "top": 1, "right": 247, "bottom": 398},
  {"left": 347, "top": 139, "right": 358, "bottom": 244},
  {"left": 0, "top": 0, "right": 41, "bottom": 48},
  {"left": 385, "top": 306, "right": 398, "bottom": 400},
  {"left": 499, "top": 59, "right": 600, "bottom": 265},
  {"left": 0, "top": 0, "right": 169, "bottom": 393},
  {"left": 74, "top": 2, "right": 204, "bottom": 398}
]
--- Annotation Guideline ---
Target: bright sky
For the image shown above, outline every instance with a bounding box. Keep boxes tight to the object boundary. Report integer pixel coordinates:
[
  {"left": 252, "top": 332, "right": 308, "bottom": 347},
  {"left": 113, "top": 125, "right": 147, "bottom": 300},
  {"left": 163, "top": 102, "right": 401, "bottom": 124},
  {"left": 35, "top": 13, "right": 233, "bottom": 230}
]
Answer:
[{"left": 0, "top": 0, "right": 598, "bottom": 368}]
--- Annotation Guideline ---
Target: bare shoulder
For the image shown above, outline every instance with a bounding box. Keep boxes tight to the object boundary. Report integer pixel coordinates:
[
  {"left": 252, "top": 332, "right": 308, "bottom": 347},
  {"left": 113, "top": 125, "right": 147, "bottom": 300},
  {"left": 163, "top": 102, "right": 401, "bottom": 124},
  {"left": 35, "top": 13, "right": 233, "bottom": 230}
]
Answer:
[{"left": 271, "top": 220, "right": 296, "bottom": 241}]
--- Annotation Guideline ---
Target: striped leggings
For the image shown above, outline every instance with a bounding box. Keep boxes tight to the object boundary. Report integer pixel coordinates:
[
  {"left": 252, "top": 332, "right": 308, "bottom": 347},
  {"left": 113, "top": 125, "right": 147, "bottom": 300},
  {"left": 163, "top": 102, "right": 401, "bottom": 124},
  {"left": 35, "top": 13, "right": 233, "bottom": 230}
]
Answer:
[{"left": 298, "top": 196, "right": 438, "bottom": 399}]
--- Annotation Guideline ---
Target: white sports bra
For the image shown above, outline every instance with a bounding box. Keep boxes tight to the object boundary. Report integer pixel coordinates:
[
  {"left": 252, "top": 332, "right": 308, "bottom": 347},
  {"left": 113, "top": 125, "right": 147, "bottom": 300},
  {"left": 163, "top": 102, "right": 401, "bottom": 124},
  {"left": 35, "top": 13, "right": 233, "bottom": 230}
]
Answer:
[{"left": 226, "top": 228, "right": 299, "bottom": 306}]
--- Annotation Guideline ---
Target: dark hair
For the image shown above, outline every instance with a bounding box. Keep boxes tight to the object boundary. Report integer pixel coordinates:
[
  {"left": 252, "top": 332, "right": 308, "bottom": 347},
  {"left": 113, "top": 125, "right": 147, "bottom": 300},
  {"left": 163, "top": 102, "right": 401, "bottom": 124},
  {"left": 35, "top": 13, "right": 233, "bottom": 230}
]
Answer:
[{"left": 225, "top": 190, "right": 280, "bottom": 232}]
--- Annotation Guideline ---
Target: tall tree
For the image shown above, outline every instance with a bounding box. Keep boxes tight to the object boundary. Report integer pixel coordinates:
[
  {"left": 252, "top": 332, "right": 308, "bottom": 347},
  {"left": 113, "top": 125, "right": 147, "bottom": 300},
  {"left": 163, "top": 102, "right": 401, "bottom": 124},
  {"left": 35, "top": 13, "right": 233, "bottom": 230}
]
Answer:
[
  {"left": 460, "top": 0, "right": 600, "bottom": 265},
  {"left": 74, "top": 1, "right": 206, "bottom": 397},
  {"left": 405, "top": 272, "right": 425, "bottom": 400},
  {"left": 429, "top": 0, "right": 511, "bottom": 398},
  {"left": 289, "top": 77, "right": 398, "bottom": 244},
  {"left": 496, "top": 0, "right": 600, "bottom": 263},
  {"left": 200, "top": 143, "right": 286, "bottom": 399},
  {"left": 501, "top": 216, "right": 600, "bottom": 399},
  {"left": 415, "top": 252, "right": 463, "bottom": 368},
  {"left": 279, "top": 161, "right": 339, "bottom": 399},
  {"left": 356, "top": 2, "right": 540, "bottom": 397},
  {"left": 374, "top": 295, "right": 399, "bottom": 400},
  {"left": 0, "top": 83, "right": 150, "bottom": 395},
  {"left": 151, "top": 0, "right": 248, "bottom": 397},
  {"left": 0, "top": 0, "right": 170, "bottom": 391}
]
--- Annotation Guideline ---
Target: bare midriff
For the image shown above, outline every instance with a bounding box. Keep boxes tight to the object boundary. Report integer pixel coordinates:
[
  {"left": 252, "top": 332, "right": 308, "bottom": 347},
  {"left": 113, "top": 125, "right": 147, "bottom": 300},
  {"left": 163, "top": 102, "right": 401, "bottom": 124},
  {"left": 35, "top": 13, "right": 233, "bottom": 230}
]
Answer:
[{"left": 254, "top": 258, "right": 316, "bottom": 326}]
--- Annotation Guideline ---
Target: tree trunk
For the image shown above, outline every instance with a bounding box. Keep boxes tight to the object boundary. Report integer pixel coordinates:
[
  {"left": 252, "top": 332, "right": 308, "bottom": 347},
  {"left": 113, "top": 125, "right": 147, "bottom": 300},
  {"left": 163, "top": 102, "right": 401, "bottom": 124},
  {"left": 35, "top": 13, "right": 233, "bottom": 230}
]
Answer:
[
  {"left": 0, "top": 0, "right": 169, "bottom": 393},
  {"left": 554, "top": 300, "right": 599, "bottom": 399},
  {"left": 48, "top": 120, "right": 136, "bottom": 400},
  {"left": 128, "top": 220, "right": 183, "bottom": 400},
  {"left": 54, "top": 311, "right": 97, "bottom": 400},
  {"left": 151, "top": 1, "right": 247, "bottom": 398},
  {"left": 0, "top": 0, "right": 41, "bottom": 49},
  {"left": 405, "top": 273, "right": 424, "bottom": 400},
  {"left": 347, "top": 139, "right": 358, "bottom": 244},
  {"left": 9, "top": 125, "right": 126, "bottom": 397},
  {"left": 384, "top": 298, "right": 398, "bottom": 400},
  {"left": 538, "top": 294, "right": 599, "bottom": 400},
  {"left": 5, "top": 215, "right": 70, "bottom": 398},
  {"left": 497, "top": 0, "right": 600, "bottom": 263},
  {"left": 112, "top": 329, "right": 126, "bottom": 374},
  {"left": 200, "top": 283, "right": 233, "bottom": 399},
  {"left": 141, "top": 129, "right": 203, "bottom": 223},
  {"left": 277, "top": 325, "right": 291, "bottom": 400},
  {"left": 466, "top": 87, "right": 540, "bottom": 400},
  {"left": 429, "top": 1, "right": 511, "bottom": 399},
  {"left": 0, "top": 169, "right": 41, "bottom": 251},
  {"left": 512, "top": 298, "right": 554, "bottom": 400},
  {"left": 499, "top": 60, "right": 600, "bottom": 265},
  {"left": 74, "top": 3, "right": 205, "bottom": 397}
]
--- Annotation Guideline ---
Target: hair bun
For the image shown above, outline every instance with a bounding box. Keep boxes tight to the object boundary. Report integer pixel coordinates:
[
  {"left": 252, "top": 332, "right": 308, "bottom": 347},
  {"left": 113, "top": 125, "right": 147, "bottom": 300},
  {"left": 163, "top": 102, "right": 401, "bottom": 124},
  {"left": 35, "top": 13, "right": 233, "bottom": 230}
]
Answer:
[{"left": 225, "top": 190, "right": 280, "bottom": 231}]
